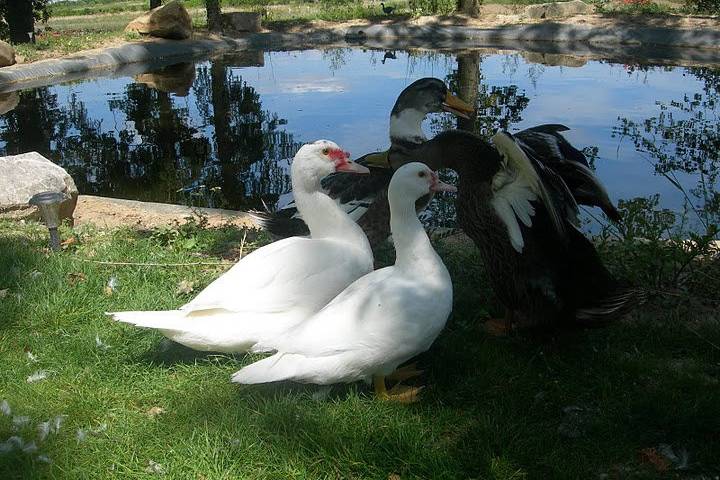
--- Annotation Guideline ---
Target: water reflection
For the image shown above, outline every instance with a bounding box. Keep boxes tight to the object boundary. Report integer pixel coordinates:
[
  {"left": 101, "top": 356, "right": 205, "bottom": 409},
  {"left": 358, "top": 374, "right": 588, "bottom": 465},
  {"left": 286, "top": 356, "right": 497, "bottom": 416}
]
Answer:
[
  {"left": 0, "top": 48, "right": 716, "bottom": 231},
  {"left": 614, "top": 65, "right": 720, "bottom": 228}
]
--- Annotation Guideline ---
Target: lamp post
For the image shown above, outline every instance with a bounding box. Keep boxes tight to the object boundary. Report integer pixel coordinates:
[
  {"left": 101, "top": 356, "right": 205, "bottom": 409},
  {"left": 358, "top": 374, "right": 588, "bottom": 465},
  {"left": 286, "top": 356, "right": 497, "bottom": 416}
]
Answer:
[{"left": 28, "top": 191, "right": 68, "bottom": 251}]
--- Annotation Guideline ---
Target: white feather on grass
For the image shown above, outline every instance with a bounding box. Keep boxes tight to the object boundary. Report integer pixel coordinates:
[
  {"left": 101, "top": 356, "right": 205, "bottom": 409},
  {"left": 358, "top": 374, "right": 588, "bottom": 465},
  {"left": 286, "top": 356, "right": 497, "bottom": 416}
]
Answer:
[
  {"left": 52, "top": 415, "right": 66, "bottom": 434},
  {"left": 95, "top": 334, "right": 110, "bottom": 351},
  {"left": 37, "top": 422, "right": 50, "bottom": 442},
  {"left": 0, "top": 400, "right": 10, "bottom": 416},
  {"left": 26, "top": 371, "right": 50, "bottom": 383},
  {"left": 12, "top": 416, "right": 30, "bottom": 430},
  {"left": 22, "top": 441, "right": 37, "bottom": 454}
]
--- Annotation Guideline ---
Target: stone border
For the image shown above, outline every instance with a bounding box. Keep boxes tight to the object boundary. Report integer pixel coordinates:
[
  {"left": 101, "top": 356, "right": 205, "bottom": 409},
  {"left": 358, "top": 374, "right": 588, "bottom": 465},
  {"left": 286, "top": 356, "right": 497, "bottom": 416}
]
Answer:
[
  {"left": 1, "top": 21, "right": 720, "bottom": 92},
  {"left": 0, "top": 36, "right": 249, "bottom": 93}
]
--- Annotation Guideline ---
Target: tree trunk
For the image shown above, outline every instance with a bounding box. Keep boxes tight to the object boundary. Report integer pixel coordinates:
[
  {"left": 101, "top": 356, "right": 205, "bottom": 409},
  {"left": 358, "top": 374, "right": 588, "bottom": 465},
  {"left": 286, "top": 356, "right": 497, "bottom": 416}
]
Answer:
[
  {"left": 205, "top": 0, "right": 223, "bottom": 32},
  {"left": 458, "top": 0, "right": 481, "bottom": 17},
  {"left": 150, "top": 0, "right": 162, "bottom": 9},
  {"left": 6, "top": 0, "right": 35, "bottom": 44},
  {"left": 456, "top": 52, "right": 480, "bottom": 132}
]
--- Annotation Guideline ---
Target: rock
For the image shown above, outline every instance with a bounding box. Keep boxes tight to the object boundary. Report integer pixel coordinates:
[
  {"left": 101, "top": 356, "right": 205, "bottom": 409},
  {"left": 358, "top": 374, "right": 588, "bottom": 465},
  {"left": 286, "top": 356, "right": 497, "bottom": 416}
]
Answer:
[
  {"left": 135, "top": 62, "right": 196, "bottom": 96},
  {"left": 0, "top": 152, "right": 79, "bottom": 223},
  {"left": 220, "top": 50, "right": 265, "bottom": 67},
  {"left": 0, "top": 91, "right": 20, "bottom": 114},
  {"left": 521, "top": 51, "right": 587, "bottom": 67},
  {"left": 221, "top": 12, "right": 262, "bottom": 33},
  {"left": 525, "top": 0, "right": 593, "bottom": 20},
  {"left": 125, "top": 0, "right": 192, "bottom": 40},
  {"left": 0, "top": 40, "right": 16, "bottom": 67}
]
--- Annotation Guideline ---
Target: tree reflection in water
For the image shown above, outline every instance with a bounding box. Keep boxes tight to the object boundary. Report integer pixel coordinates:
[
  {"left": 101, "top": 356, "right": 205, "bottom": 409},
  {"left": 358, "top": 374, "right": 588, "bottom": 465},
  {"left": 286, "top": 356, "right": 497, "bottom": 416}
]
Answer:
[
  {"left": 0, "top": 57, "right": 301, "bottom": 211},
  {"left": 614, "top": 65, "right": 720, "bottom": 231}
]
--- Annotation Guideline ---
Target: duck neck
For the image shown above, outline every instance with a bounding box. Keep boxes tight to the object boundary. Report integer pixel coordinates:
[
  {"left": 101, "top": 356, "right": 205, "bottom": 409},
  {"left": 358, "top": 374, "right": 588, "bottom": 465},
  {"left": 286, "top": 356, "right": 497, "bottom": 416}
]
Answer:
[
  {"left": 292, "top": 166, "right": 370, "bottom": 251},
  {"left": 389, "top": 108, "right": 427, "bottom": 145},
  {"left": 389, "top": 190, "right": 436, "bottom": 270}
]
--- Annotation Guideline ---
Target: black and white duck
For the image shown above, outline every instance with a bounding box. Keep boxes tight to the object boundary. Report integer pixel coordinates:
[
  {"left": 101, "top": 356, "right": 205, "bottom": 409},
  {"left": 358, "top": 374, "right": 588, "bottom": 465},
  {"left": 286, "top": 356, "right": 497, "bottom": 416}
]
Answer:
[
  {"left": 414, "top": 128, "right": 645, "bottom": 329},
  {"left": 251, "top": 77, "right": 474, "bottom": 248},
  {"left": 254, "top": 78, "right": 621, "bottom": 252}
]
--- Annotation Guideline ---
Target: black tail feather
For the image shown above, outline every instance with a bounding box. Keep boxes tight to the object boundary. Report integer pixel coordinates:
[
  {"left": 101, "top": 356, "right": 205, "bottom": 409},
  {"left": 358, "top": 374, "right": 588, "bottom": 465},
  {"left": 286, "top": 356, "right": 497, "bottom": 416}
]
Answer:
[
  {"left": 248, "top": 210, "right": 310, "bottom": 238},
  {"left": 575, "top": 287, "right": 649, "bottom": 325}
]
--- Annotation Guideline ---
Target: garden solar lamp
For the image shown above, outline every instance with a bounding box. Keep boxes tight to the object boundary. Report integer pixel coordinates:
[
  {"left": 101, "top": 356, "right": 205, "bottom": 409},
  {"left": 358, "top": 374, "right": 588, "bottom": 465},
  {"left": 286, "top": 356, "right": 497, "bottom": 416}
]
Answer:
[{"left": 28, "top": 191, "right": 68, "bottom": 251}]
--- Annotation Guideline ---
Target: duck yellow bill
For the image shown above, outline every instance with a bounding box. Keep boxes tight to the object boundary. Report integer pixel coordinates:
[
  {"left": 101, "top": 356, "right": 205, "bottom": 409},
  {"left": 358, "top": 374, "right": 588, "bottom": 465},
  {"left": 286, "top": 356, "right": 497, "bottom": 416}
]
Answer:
[
  {"left": 362, "top": 151, "right": 391, "bottom": 169},
  {"left": 442, "top": 92, "right": 474, "bottom": 119}
]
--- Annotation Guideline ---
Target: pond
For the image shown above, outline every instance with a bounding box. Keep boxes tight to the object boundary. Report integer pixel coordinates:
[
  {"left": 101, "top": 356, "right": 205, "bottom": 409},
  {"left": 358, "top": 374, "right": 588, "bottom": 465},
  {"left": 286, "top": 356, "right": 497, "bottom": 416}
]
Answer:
[{"left": 0, "top": 47, "right": 718, "bottom": 230}]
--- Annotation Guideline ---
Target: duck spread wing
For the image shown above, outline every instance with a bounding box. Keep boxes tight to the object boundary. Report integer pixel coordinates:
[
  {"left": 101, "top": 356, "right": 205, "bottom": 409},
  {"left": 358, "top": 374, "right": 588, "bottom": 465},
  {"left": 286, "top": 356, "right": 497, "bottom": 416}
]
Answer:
[{"left": 490, "top": 131, "right": 574, "bottom": 252}]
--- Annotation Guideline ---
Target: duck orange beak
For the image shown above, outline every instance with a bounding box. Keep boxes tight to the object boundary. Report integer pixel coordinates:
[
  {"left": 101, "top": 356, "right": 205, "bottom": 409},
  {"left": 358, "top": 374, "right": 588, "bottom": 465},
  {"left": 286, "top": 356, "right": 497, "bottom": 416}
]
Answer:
[
  {"left": 442, "top": 92, "right": 474, "bottom": 119},
  {"left": 430, "top": 171, "right": 457, "bottom": 193}
]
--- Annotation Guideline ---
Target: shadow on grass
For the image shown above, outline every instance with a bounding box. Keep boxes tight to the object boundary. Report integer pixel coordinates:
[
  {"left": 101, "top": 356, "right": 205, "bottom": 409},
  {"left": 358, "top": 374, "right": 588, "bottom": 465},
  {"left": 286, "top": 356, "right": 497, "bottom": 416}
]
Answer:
[{"left": 0, "top": 232, "right": 43, "bottom": 331}]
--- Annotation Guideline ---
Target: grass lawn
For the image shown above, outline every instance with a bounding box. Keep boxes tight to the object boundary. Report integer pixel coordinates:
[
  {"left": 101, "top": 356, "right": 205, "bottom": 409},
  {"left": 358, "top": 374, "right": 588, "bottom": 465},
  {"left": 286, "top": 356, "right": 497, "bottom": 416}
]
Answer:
[
  {"left": 7, "top": 0, "right": 692, "bottom": 62},
  {"left": 0, "top": 217, "right": 718, "bottom": 479}
]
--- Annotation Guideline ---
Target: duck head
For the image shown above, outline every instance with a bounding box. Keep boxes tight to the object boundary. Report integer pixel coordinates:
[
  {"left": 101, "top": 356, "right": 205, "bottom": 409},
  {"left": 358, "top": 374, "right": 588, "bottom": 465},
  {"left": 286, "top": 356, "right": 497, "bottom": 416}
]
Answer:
[
  {"left": 293, "top": 140, "right": 369, "bottom": 188},
  {"left": 389, "top": 162, "right": 457, "bottom": 203},
  {"left": 389, "top": 78, "right": 474, "bottom": 145}
]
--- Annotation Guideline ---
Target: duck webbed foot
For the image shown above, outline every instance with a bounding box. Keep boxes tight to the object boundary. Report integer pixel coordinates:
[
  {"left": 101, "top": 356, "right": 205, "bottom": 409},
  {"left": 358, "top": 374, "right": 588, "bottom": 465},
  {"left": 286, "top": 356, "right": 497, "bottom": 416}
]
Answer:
[
  {"left": 483, "top": 309, "right": 516, "bottom": 336},
  {"left": 373, "top": 375, "right": 424, "bottom": 404},
  {"left": 386, "top": 362, "right": 423, "bottom": 382}
]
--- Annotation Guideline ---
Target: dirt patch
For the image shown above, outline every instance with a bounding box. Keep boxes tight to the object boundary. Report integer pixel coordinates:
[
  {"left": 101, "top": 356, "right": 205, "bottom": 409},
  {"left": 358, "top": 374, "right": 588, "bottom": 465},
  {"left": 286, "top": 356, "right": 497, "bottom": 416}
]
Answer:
[{"left": 74, "top": 195, "right": 255, "bottom": 229}]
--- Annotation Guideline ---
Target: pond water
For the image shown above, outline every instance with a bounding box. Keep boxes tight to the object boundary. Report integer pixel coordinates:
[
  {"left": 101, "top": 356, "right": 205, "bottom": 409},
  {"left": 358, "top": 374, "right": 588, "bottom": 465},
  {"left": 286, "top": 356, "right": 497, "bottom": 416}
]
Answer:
[{"left": 0, "top": 48, "right": 717, "bottom": 230}]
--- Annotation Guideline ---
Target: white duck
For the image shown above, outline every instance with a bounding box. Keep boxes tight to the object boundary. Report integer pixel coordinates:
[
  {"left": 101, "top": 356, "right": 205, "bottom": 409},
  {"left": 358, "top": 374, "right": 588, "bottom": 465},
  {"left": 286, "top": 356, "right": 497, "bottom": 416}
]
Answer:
[
  {"left": 232, "top": 162, "right": 455, "bottom": 403},
  {"left": 110, "top": 140, "right": 373, "bottom": 353}
]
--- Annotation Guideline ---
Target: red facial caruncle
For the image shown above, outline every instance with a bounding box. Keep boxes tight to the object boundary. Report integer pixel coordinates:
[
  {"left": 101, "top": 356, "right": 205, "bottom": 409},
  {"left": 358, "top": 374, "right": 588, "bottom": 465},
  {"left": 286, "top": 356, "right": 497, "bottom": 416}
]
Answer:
[{"left": 327, "top": 148, "right": 351, "bottom": 168}]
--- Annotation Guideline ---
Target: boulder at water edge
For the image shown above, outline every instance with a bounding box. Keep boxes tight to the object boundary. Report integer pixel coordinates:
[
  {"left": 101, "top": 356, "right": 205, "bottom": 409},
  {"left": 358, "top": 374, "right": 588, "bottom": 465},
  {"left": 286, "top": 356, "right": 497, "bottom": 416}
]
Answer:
[
  {"left": 126, "top": 0, "right": 192, "bottom": 40},
  {"left": 221, "top": 12, "right": 262, "bottom": 33},
  {"left": 0, "top": 40, "right": 16, "bottom": 67},
  {"left": 525, "top": 0, "right": 593, "bottom": 19},
  {"left": 0, "top": 152, "right": 79, "bottom": 223}
]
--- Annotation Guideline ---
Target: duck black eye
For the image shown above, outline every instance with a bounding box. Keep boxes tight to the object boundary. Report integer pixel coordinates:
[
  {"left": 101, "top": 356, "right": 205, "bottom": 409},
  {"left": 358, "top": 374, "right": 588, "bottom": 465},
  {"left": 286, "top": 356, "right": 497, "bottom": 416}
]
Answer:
[
  {"left": 322, "top": 148, "right": 329, "bottom": 155},
  {"left": 418, "top": 171, "right": 426, "bottom": 178}
]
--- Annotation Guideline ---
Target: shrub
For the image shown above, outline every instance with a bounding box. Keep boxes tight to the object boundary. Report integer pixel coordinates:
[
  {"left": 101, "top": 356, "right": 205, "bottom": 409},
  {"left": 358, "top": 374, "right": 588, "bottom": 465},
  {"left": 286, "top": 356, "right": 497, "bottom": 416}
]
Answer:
[{"left": 685, "top": 0, "right": 720, "bottom": 14}]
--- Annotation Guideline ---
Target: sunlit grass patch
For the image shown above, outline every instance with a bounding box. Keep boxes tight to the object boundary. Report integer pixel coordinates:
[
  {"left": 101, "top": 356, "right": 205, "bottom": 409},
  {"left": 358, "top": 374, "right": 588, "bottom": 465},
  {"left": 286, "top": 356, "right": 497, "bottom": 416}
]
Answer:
[{"left": 0, "top": 218, "right": 718, "bottom": 478}]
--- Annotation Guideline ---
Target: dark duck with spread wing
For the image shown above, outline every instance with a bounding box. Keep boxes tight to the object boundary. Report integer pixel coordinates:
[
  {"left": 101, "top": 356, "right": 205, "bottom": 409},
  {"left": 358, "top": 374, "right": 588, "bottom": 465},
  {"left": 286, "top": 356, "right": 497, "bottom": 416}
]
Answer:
[{"left": 418, "top": 128, "right": 644, "bottom": 329}]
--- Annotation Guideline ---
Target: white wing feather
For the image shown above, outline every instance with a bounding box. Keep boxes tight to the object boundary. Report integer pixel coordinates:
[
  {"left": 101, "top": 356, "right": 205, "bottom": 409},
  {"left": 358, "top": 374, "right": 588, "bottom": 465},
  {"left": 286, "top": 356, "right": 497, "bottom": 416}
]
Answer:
[{"left": 491, "top": 132, "right": 564, "bottom": 253}]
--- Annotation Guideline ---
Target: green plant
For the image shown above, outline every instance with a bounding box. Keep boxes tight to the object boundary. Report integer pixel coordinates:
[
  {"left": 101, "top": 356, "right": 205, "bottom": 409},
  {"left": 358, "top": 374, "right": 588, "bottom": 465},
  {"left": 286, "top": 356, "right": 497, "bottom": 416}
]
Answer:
[
  {"left": 596, "top": 195, "right": 719, "bottom": 297},
  {"left": 408, "top": 0, "right": 457, "bottom": 15},
  {"left": 685, "top": 0, "right": 720, "bottom": 14},
  {"left": 150, "top": 213, "right": 210, "bottom": 251}
]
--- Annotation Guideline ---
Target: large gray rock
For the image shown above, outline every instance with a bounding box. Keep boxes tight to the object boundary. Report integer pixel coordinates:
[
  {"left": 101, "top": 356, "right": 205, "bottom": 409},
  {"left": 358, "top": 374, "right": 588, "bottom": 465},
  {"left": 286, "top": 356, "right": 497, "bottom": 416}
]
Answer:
[
  {"left": 0, "top": 40, "right": 16, "bottom": 67},
  {"left": 0, "top": 152, "right": 79, "bottom": 223},
  {"left": 125, "top": 0, "right": 192, "bottom": 40},
  {"left": 525, "top": 0, "right": 593, "bottom": 19},
  {"left": 221, "top": 12, "right": 262, "bottom": 33}
]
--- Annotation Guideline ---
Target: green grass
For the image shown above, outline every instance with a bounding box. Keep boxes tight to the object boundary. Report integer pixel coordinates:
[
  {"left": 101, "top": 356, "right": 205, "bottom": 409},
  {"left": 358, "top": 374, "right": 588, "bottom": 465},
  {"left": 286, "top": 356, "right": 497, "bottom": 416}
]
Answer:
[{"left": 0, "top": 218, "right": 718, "bottom": 478}]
